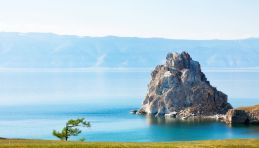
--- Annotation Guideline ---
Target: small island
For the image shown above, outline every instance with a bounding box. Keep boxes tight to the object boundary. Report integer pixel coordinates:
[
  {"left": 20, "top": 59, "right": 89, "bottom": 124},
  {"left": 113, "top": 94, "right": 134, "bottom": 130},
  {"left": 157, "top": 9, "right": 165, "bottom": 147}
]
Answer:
[{"left": 134, "top": 51, "right": 259, "bottom": 125}]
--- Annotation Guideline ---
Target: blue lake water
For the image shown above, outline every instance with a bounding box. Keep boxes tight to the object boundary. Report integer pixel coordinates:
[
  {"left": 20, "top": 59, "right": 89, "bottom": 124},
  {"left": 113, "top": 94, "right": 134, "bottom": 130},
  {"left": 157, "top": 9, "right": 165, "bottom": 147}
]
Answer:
[
  {"left": 0, "top": 98, "right": 258, "bottom": 142},
  {"left": 0, "top": 71, "right": 258, "bottom": 141}
]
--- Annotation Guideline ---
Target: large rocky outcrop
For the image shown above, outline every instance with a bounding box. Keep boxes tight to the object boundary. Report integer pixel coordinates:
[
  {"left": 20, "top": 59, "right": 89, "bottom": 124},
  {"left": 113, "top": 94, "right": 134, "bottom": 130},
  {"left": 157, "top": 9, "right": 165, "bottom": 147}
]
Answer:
[{"left": 138, "top": 51, "right": 232, "bottom": 117}]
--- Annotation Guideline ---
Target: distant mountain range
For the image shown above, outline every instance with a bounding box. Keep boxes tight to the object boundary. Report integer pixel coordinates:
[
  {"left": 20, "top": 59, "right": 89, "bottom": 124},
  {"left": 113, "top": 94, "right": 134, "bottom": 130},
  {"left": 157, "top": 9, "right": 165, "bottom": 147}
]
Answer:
[{"left": 0, "top": 32, "right": 258, "bottom": 69}]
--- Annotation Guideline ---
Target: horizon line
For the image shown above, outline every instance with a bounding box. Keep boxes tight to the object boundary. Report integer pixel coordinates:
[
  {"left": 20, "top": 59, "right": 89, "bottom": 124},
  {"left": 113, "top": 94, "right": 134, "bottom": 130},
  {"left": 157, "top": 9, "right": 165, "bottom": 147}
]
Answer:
[
  {"left": 0, "top": 31, "right": 258, "bottom": 41},
  {"left": 0, "top": 67, "right": 259, "bottom": 73}
]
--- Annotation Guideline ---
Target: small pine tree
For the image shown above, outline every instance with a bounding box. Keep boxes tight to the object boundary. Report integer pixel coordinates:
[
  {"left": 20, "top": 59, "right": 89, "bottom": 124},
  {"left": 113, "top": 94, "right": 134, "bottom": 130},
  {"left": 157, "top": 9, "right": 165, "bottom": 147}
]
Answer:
[{"left": 52, "top": 118, "right": 90, "bottom": 141}]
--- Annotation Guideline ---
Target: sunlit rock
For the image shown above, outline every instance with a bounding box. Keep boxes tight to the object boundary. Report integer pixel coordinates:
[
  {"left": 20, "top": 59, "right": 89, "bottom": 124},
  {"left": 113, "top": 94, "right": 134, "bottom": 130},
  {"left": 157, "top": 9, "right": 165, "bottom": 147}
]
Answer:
[{"left": 138, "top": 51, "right": 232, "bottom": 117}]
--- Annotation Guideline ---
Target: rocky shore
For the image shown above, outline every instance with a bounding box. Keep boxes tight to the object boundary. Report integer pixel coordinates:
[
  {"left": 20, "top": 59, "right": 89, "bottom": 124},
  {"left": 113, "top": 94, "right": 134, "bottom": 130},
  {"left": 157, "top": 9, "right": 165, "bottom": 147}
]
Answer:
[
  {"left": 132, "top": 105, "right": 259, "bottom": 124},
  {"left": 225, "top": 105, "right": 259, "bottom": 124},
  {"left": 131, "top": 109, "right": 226, "bottom": 121}
]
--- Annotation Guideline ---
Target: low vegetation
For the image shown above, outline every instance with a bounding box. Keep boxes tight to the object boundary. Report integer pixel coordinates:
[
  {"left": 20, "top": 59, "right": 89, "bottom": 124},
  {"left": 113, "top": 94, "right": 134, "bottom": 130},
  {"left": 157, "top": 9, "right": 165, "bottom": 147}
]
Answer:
[
  {"left": 237, "top": 104, "right": 259, "bottom": 112},
  {"left": 0, "top": 138, "right": 258, "bottom": 148},
  {"left": 52, "top": 118, "right": 90, "bottom": 141}
]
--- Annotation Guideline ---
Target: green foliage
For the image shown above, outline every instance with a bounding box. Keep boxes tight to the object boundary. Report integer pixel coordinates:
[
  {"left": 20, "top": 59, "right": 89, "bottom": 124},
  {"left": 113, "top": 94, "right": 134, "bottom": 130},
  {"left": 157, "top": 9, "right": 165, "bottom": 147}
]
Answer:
[
  {"left": 52, "top": 118, "right": 90, "bottom": 141},
  {"left": 52, "top": 129, "right": 66, "bottom": 140},
  {"left": 79, "top": 137, "right": 86, "bottom": 142}
]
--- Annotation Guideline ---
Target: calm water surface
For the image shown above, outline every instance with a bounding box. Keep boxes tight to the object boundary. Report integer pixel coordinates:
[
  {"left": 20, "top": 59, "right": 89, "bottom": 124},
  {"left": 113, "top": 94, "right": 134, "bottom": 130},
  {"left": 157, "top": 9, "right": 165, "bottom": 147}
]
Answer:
[
  {"left": 0, "top": 71, "right": 258, "bottom": 141},
  {"left": 0, "top": 98, "right": 258, "bottom": 142}
]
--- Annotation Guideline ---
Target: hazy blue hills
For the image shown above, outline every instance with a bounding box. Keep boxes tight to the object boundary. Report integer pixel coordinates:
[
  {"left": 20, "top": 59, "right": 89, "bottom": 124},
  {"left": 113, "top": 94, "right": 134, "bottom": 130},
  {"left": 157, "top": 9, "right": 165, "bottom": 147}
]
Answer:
[{"left": 0, "top": 32, "right": 259, "bottom": 69}]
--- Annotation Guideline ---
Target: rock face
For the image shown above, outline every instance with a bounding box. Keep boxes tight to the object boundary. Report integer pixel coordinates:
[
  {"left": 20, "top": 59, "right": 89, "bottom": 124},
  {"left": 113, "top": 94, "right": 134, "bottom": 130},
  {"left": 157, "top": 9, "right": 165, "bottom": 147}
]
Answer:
[
  {"left": 138, "top": 51, "right": 232, "bottom": 117},
  {"left": 225, "top": 109, "right": 250, "bottom": 124},
  {"left": 226, "top": 105, "right": 259, "bottom": 124}
]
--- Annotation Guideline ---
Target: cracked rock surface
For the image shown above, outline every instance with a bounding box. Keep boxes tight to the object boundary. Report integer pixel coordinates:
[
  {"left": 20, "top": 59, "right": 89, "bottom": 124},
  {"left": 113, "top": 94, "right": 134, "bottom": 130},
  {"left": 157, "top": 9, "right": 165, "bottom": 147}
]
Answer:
[{"left": 138, "top": 51, "right": 232, "bottom": 116}]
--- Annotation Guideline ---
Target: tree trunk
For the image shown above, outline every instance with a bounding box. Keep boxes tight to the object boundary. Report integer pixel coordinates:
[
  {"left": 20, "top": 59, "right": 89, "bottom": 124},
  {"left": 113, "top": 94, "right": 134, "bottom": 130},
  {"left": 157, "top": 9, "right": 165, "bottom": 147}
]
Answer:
[{"left": 65, "top": 123, "right": 68, "bottom": 141}]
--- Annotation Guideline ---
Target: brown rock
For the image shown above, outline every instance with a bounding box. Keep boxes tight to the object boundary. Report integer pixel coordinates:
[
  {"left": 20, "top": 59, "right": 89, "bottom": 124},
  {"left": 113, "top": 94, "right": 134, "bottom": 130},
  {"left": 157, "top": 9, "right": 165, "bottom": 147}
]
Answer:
[
  {"left": 226, "top": 105, "right": 259, "bottom": 124},
  {"left": 225, "top": 109, "right": 249, "bottom": 124}
]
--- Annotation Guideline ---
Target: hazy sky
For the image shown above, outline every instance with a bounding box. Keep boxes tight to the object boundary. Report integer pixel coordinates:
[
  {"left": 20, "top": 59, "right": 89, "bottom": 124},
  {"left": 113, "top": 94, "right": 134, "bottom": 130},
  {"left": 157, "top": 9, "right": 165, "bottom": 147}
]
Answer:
[
  {"left": 0, "top": 0, "right": 258, "bottom": 105},
  {"left": 0, "top": 0, "right": 258, "bottom": 39}
]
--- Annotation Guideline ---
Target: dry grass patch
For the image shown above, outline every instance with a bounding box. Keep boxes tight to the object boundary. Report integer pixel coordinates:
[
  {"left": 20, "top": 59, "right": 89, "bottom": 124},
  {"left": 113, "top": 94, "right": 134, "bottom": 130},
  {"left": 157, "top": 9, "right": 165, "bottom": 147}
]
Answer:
[
  {"left": 237, "top": 104, "right": 259, "bottom": 112},
  {"left": 0, "top": 138, "right": 258, "bottom": 148}
]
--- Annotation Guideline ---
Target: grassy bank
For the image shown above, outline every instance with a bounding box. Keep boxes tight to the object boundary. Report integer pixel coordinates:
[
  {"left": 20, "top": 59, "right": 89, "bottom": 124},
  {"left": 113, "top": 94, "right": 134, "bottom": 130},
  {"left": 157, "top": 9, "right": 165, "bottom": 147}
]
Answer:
[
  {"left": 0, "top": 138, "right": 258, "bottom": 148},
  {"left": 237, "top": 104, "right": 259, "bottom": 111}
]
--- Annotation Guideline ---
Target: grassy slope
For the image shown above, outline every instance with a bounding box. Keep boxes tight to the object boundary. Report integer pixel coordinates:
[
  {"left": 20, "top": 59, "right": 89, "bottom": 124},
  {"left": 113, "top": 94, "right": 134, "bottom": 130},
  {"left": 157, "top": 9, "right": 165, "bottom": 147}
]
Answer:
[{"left": 0, "top": 139, "right": 258, "bottom": 148}]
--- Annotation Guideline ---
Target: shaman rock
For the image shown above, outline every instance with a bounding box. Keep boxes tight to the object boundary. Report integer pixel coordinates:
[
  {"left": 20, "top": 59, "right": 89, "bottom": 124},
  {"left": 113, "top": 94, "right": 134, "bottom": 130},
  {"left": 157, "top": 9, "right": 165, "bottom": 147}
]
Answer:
[{"left": 138, "top": 51, "right": 232, "bottom": 116}]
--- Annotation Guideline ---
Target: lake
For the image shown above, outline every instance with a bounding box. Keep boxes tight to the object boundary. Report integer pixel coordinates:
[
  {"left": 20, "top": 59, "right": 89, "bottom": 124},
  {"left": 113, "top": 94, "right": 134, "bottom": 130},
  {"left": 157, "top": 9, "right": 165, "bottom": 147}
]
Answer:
[
  {"left": 0, "top": 71, "right": 258, "bottom": 141},
  {"left": 0, "top": 98, "right": 258, "bottom": 142}
]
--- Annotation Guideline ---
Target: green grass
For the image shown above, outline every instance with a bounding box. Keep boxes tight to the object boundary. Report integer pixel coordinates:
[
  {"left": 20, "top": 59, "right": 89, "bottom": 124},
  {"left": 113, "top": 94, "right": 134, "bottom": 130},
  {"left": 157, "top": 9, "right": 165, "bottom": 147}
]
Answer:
[{"left": 0, "top": 138, "right": 258, "bottom": 148}]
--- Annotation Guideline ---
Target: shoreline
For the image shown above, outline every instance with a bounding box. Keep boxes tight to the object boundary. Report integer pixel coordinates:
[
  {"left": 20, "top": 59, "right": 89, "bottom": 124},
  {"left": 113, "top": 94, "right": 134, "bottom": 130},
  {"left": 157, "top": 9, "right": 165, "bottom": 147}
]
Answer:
[
  {"left": 132, "top": 104, "right": 259, "bottom": 125},
  {"left": 132, "top": 110, "right": 227, "bottom": 121}
]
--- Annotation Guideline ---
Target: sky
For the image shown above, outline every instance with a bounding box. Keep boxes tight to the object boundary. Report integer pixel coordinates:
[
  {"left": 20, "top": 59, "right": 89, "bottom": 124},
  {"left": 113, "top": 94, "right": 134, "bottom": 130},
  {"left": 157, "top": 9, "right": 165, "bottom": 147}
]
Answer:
[
  {"left": 0, "top": 0, "right": 259, "bottom": 105},
  {"left": 0, "top": 0, "right": 258, "bottom": 39}
]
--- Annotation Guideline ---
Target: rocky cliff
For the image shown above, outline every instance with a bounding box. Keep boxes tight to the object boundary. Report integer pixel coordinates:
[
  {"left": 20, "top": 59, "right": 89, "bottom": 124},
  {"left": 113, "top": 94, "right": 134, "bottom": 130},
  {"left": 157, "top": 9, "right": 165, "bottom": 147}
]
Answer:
[
  {"left": 138, "top": 52, "right": 232, "bottom": 117},
  {"left": 226, "top": 105, "right": 259, "bottom": 124}
]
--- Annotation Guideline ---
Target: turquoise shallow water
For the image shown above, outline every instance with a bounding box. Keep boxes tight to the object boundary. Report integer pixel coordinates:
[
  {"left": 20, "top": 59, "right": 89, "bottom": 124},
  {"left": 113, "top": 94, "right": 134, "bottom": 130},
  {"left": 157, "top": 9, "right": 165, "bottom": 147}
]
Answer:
[
  {"left": 0, "top": 71, "right": 259, "bottom": 141},
  {"left": 0, "top": 98, "right": 258, "bottom": 142}
]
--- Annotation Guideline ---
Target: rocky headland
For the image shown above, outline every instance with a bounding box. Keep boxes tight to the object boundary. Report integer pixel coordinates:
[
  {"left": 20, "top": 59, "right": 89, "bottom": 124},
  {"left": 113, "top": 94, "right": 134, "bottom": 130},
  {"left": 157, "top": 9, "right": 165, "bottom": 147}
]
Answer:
[
  {"left": 225, "top": 105, "right": 259, "bottom": 124},
  {"left": 136, "top": 51, "right": 233, "bottom": 119},
  {"left": 131, "top": 51, "right": 259, "bottom": 125}
]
